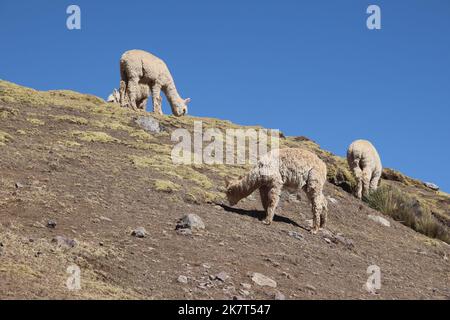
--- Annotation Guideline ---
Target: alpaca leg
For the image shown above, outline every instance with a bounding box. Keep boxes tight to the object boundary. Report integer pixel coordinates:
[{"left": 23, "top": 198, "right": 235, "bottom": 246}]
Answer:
[
  {"left": 306, "top": 171, "right": 327, "bottom": 233},
  {"left": 137, "top": 97, "right": 148, "bottom": 110},
  {"left": 259, "top": 186, "right": 270, "bottom": 212},
  {"left": 369, "top": 171, "right": 381, "bottom": 193},
  {"left": 319, "top": 194, "right": 328, "bottom": 228},
  {"left": 119, "top": 80, "right": 128, "bottom": 108},
  {"left": 306, "top": 190, "right": 325, "bottom": 234},
  {"left": 262, "top": 185, "right": 281, "bottom": 225},
  {"left": 126, "top": 78, "right": 139, "bottom": 110},
  {"left": 361, "top": 168, "right": 372, "bottom": 199},
  {"left": 151, "top": 84, "right": 163, "bottom": 115},
  {"left": 351, "top": 163, "right": 363, "bottom": 199}
]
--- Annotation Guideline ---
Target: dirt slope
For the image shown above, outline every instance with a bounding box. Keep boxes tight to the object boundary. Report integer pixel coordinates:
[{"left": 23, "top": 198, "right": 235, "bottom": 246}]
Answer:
[{"left": 0, "top": 80, "right": 449, "bottom": 299}]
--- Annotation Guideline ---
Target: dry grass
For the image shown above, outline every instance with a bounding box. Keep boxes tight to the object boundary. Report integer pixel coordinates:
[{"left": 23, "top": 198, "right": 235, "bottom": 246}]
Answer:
[
  {"left": 71, "top": 131, "right": 120, "bottom": 143},
  {"left": 365, "top": 185, "right": 450, "bottom": 243},
  {"left": 0, "top": 130, "right": 13, "bottom": 145},
  {"left": 153, "top": 179, "right": 181, "bottom": 193}
]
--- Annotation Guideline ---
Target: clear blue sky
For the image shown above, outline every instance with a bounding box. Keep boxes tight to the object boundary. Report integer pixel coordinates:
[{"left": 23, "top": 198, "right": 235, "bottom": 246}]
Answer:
[{"left": 1, "top": 1, "right": 449, "bottom": 191}]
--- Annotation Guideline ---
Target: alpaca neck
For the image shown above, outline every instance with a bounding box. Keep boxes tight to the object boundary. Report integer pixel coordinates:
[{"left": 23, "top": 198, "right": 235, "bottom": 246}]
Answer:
[
  {"left": 230, "top": 172, "right": 262, "bottom": 202},
  {"left": 163, "top": 82, "right": 183, "bottom": 111}
]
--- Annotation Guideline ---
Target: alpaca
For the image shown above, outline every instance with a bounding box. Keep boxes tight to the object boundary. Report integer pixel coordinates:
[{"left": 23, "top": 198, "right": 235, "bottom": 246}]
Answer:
[
  {"left": 107, "top": 88, "right": 120, "bottom": 103},
  {"left": 119, "top": 49, "right": 190, "bottom": 116},
  {"left": 347, "top": 139, "right": 382, "bottom": 199},
  {"left": 225, "top": 148, "right": 328, "bottom": 234},
  {"left": 108, "top": 82, "right": 150, "bottom": 110}
]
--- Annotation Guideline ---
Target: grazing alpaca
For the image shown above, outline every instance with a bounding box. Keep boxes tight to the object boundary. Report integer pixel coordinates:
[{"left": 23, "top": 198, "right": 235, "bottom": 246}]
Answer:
[
  {"left": 225, "top": 148, "right": 328, "bottom": 234},
  {"left": 107, "top": 88, "right": 120, "bottom": 104},
  {"left": 347, "top": 139, "right": 382, "bottom": 199},
  {"left": 119, "top": 50, "right": 190, "bottom": 116},
  {"left": 108, "top": 83, "right": 150, "bottom": 110}
]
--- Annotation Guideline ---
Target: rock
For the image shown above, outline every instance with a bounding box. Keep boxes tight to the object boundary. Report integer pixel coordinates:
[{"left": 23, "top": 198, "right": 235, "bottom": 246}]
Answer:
[
  {"left": 324, "top": 238, "right": 332, "bottom": 244},
  {"left": 334, "top": 234, "right": 354, "bottom": 248},
  {"left": 15, "top": 182, "right": 24, "bottom": 189},
  {"left": 319, "top": 229, "right": 334, "bottom": 238},
  {"left": 305, "top": 219, "right": 313, "bottom": 228},
  {"left": 424, "top": 182, "right": 439, "bottom": 191},
  {"left": 135, "top": 116, "right": 162, "bottom": 133},
  {"left": 32, "top": 221, "right": 46, "bottom": 228},
  {"left": 99, "top": 216, "right": 112, "bottom": 222},
  {"left": 274, "top": 291, "right": 286, "bottom": 300},
  {"left": 215, "top": 271, "right": 229, "bottom": 282},
  {"left": 304, "top": 284, "right": 317, "bottom": 293},
  {"left": 52, "top": 236, "right": 77, "bottom": 248},
  {"left": 327, "top": 197, "right": 338, "bottom": 204},
  {"left": 177, "top": 275, "right": 188, "bottom": 284},
  {"left": 46, "top": 220, "right": 57, "bottom": 229},
  {"left": 239, "top": 289, "right": 250, "bottom": 296},
  {"left": 368, "top": 215, "right": 391, "bottom": 227},
  {"left": 251, "top": 272, "right": 277, "bottom": 288},
  {"left": 176, "top": 214, "right": 205, "bottom": 231},
  {"left": 131, "top": 227, "right": 147, "bottom": 238},
  {"left": 176, "top": 228, "right": 192, "bottom": 236},
  {"left": 241, "top": 283, "right": 252, "bottom": 290},
  {"left": 202, "top": 263, "right": 211, "bottom": 269},
  {"left": 287, "top": 230, "right": 303, "bottom": 241},
  {"left": 0, "top": 242, "right": 3, "bottom": 256}
]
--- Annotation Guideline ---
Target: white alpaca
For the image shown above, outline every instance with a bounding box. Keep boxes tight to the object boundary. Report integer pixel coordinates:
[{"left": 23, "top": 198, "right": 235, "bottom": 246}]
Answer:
[
  {"left": 225, "top": 148, "right": 328, "bottom": 234},
  {"left": 347, "top": 139, "right": 382, "bottom": 199},
  {"left": 119, "top": 50, "right": 190, "bottom": 116},
  {"left": 108, "top": 83, "right": 150, "bottom": 110}
]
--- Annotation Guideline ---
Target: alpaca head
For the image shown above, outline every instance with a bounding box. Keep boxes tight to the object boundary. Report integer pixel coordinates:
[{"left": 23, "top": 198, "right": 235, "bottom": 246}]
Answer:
[
  {"left": 172, "top": 97, "right": 190, "bottom": 117},
  {"left": 107, "top": 88, "right": 120, "bottom": 103},
  {"left": 225, "top": 177, "right": 241, "bottom": 206}
]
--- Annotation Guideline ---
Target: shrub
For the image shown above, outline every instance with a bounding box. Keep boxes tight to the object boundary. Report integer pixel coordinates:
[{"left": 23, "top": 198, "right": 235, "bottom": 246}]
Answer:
[{"left": 365, "top": 185, "right": 450, "bottom": 243}]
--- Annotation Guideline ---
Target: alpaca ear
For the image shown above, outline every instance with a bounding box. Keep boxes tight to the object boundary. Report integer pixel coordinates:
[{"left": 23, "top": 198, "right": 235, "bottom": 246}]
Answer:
[{"left": 184, "top": 98, "right": 191, "bottom": 104}]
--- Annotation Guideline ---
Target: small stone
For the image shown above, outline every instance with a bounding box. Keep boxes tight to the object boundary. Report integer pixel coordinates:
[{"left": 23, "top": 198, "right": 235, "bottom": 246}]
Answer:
[
  {"left": 368, "top": 215, "right": 391, "bottom": 227},
  {"left": 46, "top": 220, "right": 57, "bottom": 229},
  {"left": 32, "top": 222, "right": 46, "bottom": 228},
  {"left": 176, "top": 214, "right": 205, "bottom": 231},
  {"left": 176, "top": 228, "right": 192, "bottom": 236},
  {"left": 424, "top": 182, "right": 439, "bottom": 191},
  {"left": 177, "top": 275, "right": 188, "bottom": 284},
  {"left": 52, "top": 236, "right": 77, "bottom": 248},
  {"left": 99, "top": 216, "right": 112, "bottom": 222},
  {"left": 15, "top": 182, "right": 24, "bottom": 189},
  {"left": 287, "top": 230, "right": 303, "bottom": 240},
  {"left": 304, "top": 284, "right": 317, "bottom": 292},
  {"left": 335, "top": 234, "right": 354, "bottom": 248},
  {"left": 215, "top": 271, "right": 229, "bottom": 282},
  {"left": 274, "top": 291, "right": 286, "bottom": 300},
  {"left": 135, "top": 116, "right": 162, "bottom": 133},
  {"left": 241, "top": 283, "right": 252, "bottom": 290},
  {"left": 240, "top": 289, "right": 250, "bottom": 296},
  {"left": 131, "top": 227, "right": 147, "bottom": 238},
  {"left": 202, "top": 263, "right": 211, "bottom": 269},
  {"left": 327, "top": 197, "right": 338, "bottom": 204},
  {"left": 324, "top": 238, "right": 332, "bottom": 244},
  {"left": 251, "top": 272, "right": 277, "bottom": 288}
]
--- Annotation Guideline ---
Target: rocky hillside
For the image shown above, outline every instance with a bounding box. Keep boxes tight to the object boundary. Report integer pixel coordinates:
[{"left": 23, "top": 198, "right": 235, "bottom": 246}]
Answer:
[{"left": 0, "top": 80, "right": 448, "bottom": 299}]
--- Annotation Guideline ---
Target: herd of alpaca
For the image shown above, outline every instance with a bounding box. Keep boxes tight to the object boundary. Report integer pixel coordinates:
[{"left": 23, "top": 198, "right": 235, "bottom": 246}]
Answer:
[{"left": 109, "top": 49, "right": 382, "bottom": 234}]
